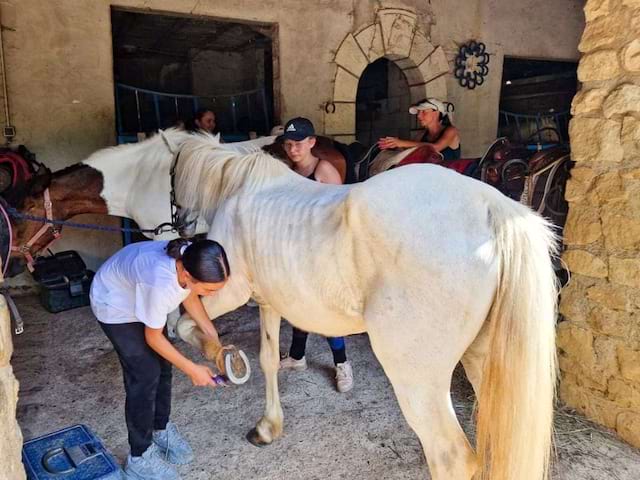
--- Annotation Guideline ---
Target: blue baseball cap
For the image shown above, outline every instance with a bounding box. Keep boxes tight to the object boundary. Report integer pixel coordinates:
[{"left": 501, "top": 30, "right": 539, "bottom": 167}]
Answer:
[{"left": 282, "top": 117, "right": 315, "bottom": 141}]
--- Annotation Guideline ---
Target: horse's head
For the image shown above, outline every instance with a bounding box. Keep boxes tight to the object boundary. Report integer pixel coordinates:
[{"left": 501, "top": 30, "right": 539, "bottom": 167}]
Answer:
[
  {"left": 5, "top": 164, "right": 107, "bottom": 275},
  {"left": 175, "top": 207, "right": 200, "bottom": 239}
]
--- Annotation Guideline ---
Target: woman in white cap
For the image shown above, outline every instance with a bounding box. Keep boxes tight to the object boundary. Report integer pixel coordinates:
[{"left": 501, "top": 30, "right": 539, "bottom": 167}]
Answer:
[{"left": 378, "top": 98, "right": 461, "bottom": 160}]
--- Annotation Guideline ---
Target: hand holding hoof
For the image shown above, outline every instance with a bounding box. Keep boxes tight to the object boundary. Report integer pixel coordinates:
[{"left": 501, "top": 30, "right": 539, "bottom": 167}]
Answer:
[{"left": 216, "top": 345, "right": 251, "bottom": 385}]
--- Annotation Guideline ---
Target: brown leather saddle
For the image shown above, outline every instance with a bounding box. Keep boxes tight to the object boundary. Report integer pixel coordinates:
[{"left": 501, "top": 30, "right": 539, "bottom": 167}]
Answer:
[{"left": 473, "top": 138, "right": 572, "bottom": 223}]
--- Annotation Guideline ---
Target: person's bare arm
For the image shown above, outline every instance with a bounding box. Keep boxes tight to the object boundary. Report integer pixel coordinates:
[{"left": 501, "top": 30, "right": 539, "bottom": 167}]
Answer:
[
  {"left": 314, "top": 160, "right": 343, "bottom": 185},
  {"left": 182, "top": 291, "right": 219, "bottom": 342},
  {"left": 378, "top": 126, "right": 459, "bottom": 152},
  {"left": 144, "top": 326, "right": 215, "bottom": 386}
]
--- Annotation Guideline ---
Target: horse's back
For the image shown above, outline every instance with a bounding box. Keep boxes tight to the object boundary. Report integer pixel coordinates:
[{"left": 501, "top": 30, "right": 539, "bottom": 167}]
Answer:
[{"left": 348, "top": 164, "right": 500, "bottom": 261}]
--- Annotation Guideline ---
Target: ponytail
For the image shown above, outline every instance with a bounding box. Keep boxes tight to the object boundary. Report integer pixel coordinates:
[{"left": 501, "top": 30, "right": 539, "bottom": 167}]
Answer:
[
  {"left": 166, "top": 238, "right": 230, "bottom": 283},
  {"left": 166, "top": 238, "right": 191, "bottom": 260}
]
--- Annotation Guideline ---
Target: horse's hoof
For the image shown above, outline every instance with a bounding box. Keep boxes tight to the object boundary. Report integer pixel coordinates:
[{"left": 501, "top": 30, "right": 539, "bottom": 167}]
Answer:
[{"left": 246, "top": 428, "right": 271, "bottom": 448}]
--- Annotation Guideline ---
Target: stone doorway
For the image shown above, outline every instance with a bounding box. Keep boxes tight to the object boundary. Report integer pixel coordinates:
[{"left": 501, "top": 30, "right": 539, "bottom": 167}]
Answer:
[
  {"left": 323, "top": 8, "right": 449, "bottom": 145},
  {"left": 355, "top": 58, "right": 412, "bottom": 146}
]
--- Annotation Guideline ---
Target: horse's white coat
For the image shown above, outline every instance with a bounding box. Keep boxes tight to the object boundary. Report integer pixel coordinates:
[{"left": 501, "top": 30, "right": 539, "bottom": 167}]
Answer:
[
  {"left": 165, "top": 134, "right": 558, "bottom": 480},
  {"left": 81, "top": 130, "right": 276, "bottom": 239}
]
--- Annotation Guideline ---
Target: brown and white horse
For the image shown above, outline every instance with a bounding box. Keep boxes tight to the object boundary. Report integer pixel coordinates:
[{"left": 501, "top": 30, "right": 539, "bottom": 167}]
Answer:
[{"left": 3, "top": 130, "right": 275, "bottom": 275}]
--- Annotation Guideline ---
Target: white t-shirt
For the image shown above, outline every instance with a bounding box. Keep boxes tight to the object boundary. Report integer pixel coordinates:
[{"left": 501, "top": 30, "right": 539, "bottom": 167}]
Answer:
[{"left": 90, "top": 241, "right": 190, "bottom": 328}]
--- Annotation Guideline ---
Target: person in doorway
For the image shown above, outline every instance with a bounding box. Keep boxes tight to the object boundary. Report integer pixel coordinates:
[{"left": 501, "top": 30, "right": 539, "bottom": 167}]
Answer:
[
  {"left": 377, "top": 98, "right": 461, "bottom": 160},
  {"left": 278, "top": 116, "right": 354, "bottom": 393},
  {"left": 90, "top": 238, "right": 230, "bottom": 480},
  {"left": 186, "top": 108, "right": 218, "bottom": 135}
]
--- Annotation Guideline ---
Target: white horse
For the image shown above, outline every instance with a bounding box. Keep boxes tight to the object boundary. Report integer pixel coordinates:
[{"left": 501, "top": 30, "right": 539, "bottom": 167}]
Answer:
[{"left": 168, "top": 134, "right": 558, "bottom": 480}]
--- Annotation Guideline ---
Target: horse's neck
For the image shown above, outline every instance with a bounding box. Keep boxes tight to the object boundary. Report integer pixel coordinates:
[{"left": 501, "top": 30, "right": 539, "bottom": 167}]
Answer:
[
  {"left": 49, "top": 165, "right": 108, "bottom": 219},
  {"left": 83, "top": 135, "right": 178, "bottom": 218}
]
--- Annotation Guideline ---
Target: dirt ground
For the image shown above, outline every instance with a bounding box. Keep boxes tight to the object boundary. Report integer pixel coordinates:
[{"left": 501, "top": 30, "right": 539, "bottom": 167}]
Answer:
[{"left": 11, "top": 295, "right": 640, "bottom": 479}]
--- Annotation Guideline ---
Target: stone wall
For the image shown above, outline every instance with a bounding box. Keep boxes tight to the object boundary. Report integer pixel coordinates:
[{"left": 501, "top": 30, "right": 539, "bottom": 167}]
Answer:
[
  {"left": 0, "top": 271, "right": 26, "bottom": 479},
  {"left": 558, "top": 0, "right": 640, "bottom": 448}
]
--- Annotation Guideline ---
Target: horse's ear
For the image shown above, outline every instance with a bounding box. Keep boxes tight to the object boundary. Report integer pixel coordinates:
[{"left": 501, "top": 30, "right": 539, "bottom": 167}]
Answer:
[{"left": 27, "top": 167, "right": 52, "bottom": 197}]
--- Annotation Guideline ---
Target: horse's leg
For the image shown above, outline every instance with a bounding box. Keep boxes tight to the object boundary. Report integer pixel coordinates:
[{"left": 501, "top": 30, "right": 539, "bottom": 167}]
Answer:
[
  {"left": 364, "top": 290, "right": 481, "bottom": 480},
  {"left": 175, "top": 276, "right": 250, "bottom": 358},
  {"left": 247, "top": 305, "right": 283, "bottom": 446},
  {"left": 460, "top": 322, "right": 490, "bottom": 399}
]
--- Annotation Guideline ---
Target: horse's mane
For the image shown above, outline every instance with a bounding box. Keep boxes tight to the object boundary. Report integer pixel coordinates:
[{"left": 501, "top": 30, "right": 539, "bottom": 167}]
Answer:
[
  {"left": 174, "top": 135, "right": 290, "bottom": 223},
  {"left": 82, "top": 127, "right": 199, "bottom": 166}
]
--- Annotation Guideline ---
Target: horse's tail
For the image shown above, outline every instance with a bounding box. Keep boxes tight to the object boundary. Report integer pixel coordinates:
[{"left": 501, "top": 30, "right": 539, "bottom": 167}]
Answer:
[{"left": 475, "top": 200, "right": 558, "bottom": 480}]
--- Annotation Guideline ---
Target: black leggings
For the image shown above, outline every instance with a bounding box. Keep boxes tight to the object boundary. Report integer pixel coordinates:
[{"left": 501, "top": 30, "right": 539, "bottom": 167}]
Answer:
[
  {"left": 99, "top": 321, "right": 172, "bottom": 457},
  {"left": 289, "top": 326, "right": 347, "bottom": 365}
]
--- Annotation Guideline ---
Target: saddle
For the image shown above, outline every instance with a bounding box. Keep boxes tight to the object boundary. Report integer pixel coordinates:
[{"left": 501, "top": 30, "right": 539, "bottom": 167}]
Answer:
[{"left": 0, "top": 145, "right": 50, "bottom": 206}]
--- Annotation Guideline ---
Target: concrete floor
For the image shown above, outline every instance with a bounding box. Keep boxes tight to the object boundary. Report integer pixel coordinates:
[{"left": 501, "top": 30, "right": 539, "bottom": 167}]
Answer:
[{"left": 11, "top": 295, "right": 640, "bottom": 479}]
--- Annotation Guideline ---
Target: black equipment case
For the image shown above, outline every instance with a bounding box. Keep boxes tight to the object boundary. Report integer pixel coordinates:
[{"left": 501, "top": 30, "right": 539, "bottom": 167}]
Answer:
[{"left": 32, "top": 251, "right": 94, "bottom": 313}]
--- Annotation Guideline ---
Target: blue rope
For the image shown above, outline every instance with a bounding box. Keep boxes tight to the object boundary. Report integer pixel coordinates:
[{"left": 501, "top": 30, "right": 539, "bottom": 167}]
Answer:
[{"left": 5, "top": 206, "right": 176, "bottom": 236}]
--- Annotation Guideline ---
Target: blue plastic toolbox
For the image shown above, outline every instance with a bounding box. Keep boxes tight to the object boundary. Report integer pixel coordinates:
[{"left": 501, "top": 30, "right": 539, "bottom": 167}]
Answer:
[{"left": 22, "top": 424, "right": 122, "bottom": 480}]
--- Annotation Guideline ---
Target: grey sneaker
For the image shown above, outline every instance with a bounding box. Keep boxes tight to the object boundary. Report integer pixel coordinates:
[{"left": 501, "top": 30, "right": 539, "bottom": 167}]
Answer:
[
  {"left": 335, "top": 361, "right": 354, "bottom": 393},
  {"left": 279, "top": 355, "right": 307, "bottom": 371},
  {"left": 153, "top": 421, "right": 194, "bottom": 465},
  {"left": 124, "top": 443, "right": 179, "bottom": 480}
]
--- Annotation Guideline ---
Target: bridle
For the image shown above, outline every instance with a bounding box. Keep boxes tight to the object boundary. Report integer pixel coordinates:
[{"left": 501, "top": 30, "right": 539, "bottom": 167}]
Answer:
[
  {"left": 9, "top": 188, "right": 60, "bottom": 272},
  {"left": 3, "top": 130, "right": 198, "bottom": 274}
]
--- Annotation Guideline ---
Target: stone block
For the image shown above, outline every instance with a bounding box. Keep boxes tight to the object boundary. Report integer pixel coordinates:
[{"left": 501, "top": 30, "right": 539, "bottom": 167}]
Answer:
[
  {"left": 593, "top": 171, "right": 627, "bottom": 204},
  {"left": 602, "top": 213, "right": 640, "bottom": 250},
  {"left": 559, "top": 279, "right": 590, "bottom": 322},
  {"left": 569, "top": 117, "right": 623, "bottom": 164},
  {"left": 0, "top": 295, "right": 12, "bottom": 366},
  {"left": 334, "top": 34, "right": 369, "bottom": 78},
  {"left": 621, "top": 116, "right": 640, "bottom": 156},
  {"left": 622, "top": 39, "right": 640, "bottom": 72},
  {"left": 571, "top": 88, "right": 608, "bottom": 116},
  {"left": 378, "top": 9, "right": 416, "bottom": 59},
  {"left": 323, "top": 102, "right": 355, "bottom": 135},
  {"left": 333, "top": 67, "right": 359, "bottom": 102},
  {"left": 603, "top": 84, "right": 640, "bottom": 118},
  {"left": 355, "top": 24, "right": 384, "bottom": 63},
  {"left": 622, "top": 0, "right": 640, "bottom": 9},
  {"left": 578, "top": 50, "right": 622, "bottom": 82},
  {"left": 579, "top": 14, "right": 626, "bottom": 52},
  {"left": 0, "top": 364, "right": 24, "bottom": 480},
  {"left": 559, "top": 380, "right": 623, "bottom": 429},
  {"left": 622, "top": 168, "right": 640, "bottom": 180},
  {"left": 563, "top": 250, "right": 608, "bottom": 278},
  {"left": 617, "top": 411, "right": 640, "bottom": 449},
  {"left": 565, "top": 167, "right": 597, "bottom": 201},
  {"left": 586, "top": 283, "right": 629, "bottom": 311},
  {"left": 409, "top": 32, "right": 435, "bottom": 68},
  {"left": 418, "top": 46, "right": 449, "bottom": 84},
  {"left": 609, "top": 256, "right": 640, "bottom": 288},
  {"left": 588, "top": 306, "right": 638, "bottom": 344},
  {"left": 608, "top": 378, "right": 640, "bottom": 410},
  {"left": 402, "top": 66, "right": 424, "bottom": 87},
  {"left": 557, "top": 322, "right": 595, "bottom": 368},
  {"left": 584, "top": 0, "right": 612, "bottom": 22},
  {"left": 618, "top": 345, "right": 640, "bottom": 383},
  {"left": 409, "top": 84, "right": 428, "bottom": 105},
  {"left": 563, "top": 205, "right": 603, "bottom": 245}
]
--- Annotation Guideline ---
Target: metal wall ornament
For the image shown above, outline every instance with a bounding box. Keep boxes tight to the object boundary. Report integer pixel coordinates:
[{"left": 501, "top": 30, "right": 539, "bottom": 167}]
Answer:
[{"left": 454, "top": 40, "right": 490, "bottom": 89}]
